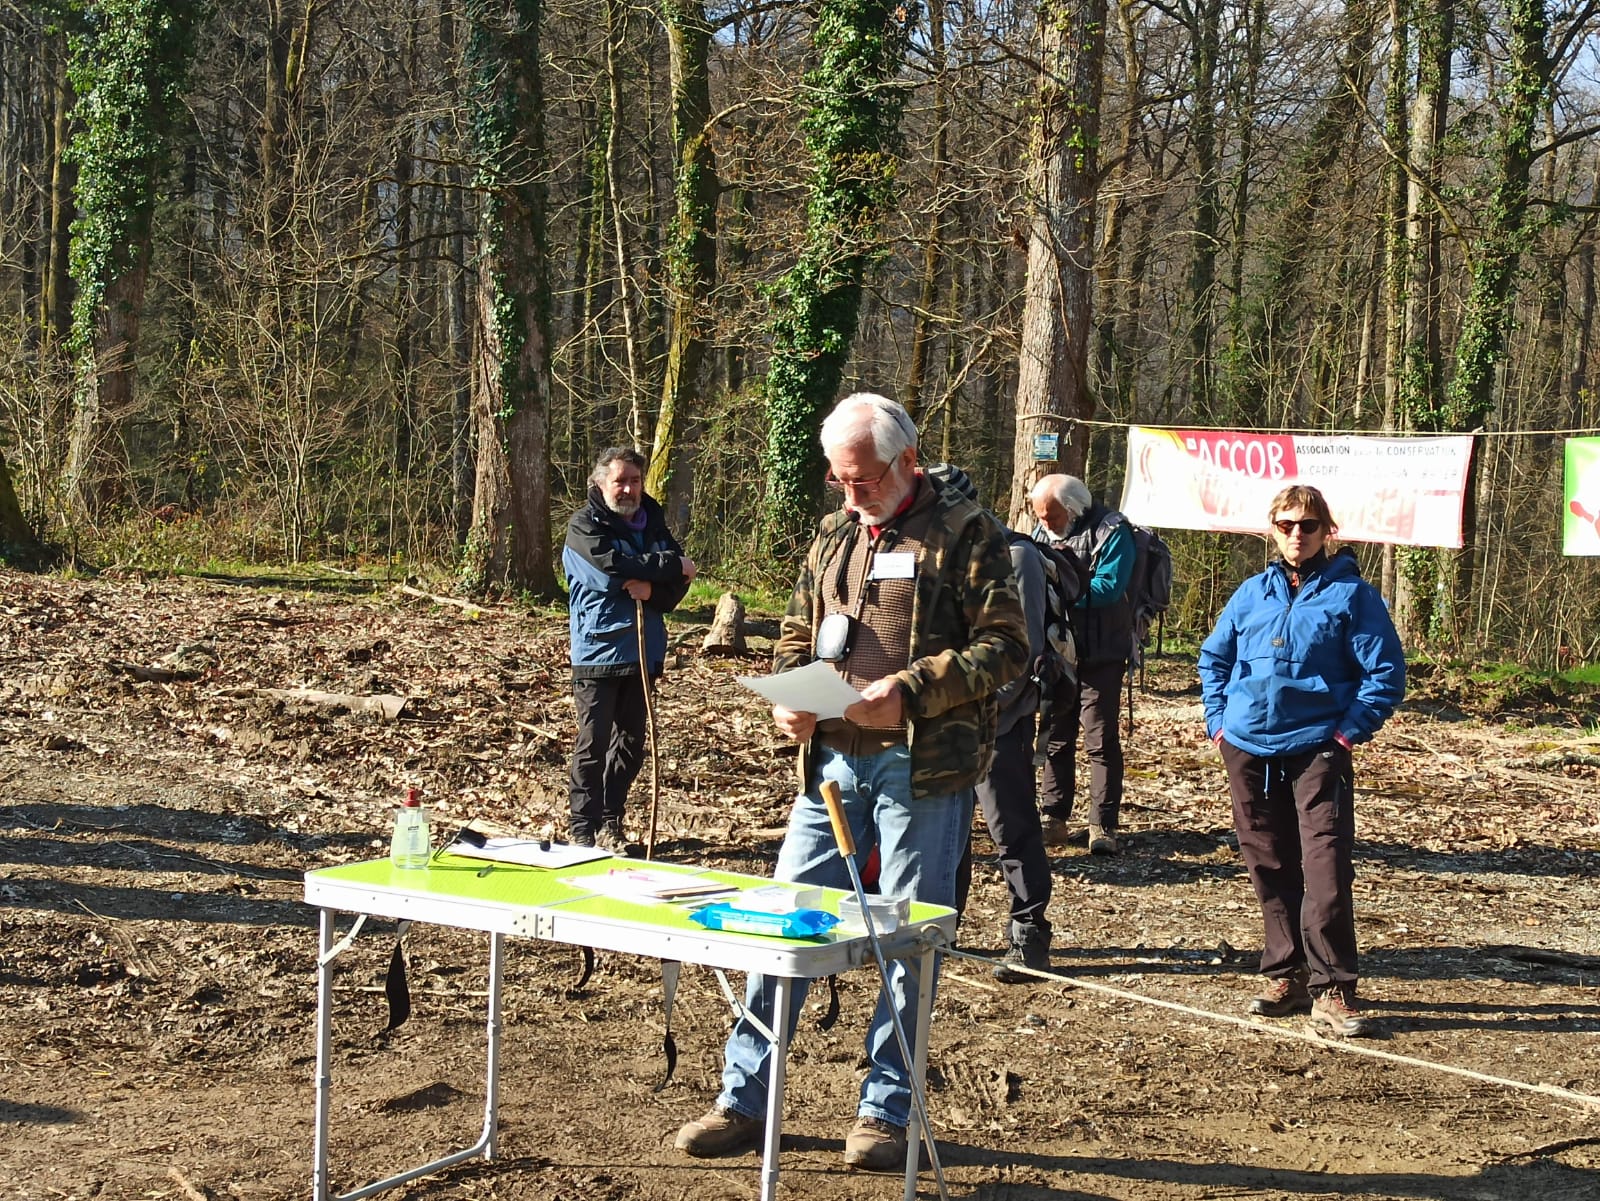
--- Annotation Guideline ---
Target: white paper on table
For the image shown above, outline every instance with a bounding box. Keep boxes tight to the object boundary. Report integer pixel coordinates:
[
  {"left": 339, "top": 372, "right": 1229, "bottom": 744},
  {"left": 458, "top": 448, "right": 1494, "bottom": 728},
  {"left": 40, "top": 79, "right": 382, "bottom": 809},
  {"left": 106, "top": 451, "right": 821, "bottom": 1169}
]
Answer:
[
  {"left": 736, "top": 659, "right": 864, "bottom": 721},
  {"left": 561, "top": 867, "right": 740, "bottom": 905},
  {"left": 445, "top": 837, "right": 613, "bottom": 869}
]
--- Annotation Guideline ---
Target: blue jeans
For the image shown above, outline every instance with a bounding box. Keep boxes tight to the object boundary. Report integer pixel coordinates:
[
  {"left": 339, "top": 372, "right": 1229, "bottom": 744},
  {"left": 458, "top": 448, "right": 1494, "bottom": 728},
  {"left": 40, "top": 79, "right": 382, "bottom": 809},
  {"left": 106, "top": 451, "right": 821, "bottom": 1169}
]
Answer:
[{"left": 716, "top": 742, "right": 973, "bottom": 1129}]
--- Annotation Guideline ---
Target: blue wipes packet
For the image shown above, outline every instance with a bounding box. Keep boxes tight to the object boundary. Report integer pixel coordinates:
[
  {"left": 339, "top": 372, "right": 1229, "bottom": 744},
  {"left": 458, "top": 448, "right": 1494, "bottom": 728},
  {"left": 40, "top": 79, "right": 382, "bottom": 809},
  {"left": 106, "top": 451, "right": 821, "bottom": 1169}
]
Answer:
[{"left": 688, "top": 904, "right": 840, "bottom": 939}]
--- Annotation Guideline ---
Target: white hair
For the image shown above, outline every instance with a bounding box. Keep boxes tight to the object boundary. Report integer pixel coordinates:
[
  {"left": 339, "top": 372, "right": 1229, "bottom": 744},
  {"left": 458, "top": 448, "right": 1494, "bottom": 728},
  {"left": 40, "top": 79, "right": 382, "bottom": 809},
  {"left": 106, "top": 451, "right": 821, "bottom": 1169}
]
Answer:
[
  {"left": 1029, "top": 474, "right": 1092, "bottom": 520},
  {"left": 819, "top": 392, "right": 919, "bottom": 462}
]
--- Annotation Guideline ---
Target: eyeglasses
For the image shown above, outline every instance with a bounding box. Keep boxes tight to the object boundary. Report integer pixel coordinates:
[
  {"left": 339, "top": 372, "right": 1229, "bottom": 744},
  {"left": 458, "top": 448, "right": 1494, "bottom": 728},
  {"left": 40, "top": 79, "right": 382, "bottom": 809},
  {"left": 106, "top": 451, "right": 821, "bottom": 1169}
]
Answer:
[
  {"left": 825, "top": 463, "right": 896, "bottom": 492},
  {"left": 1273, "top": 518, "right": 1323, "bottom": 535}
]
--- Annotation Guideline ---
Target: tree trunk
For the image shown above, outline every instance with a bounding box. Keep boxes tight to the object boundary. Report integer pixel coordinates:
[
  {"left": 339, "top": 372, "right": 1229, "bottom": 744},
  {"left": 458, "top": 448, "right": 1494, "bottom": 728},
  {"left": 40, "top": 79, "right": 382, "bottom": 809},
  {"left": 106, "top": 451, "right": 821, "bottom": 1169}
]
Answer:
[
  {"left": 1440, "top": 0, "right": 1551, "bottom": 639},
  {"left": 649, "top": 0, "right": 719, "bottom": 536},
  {"left": 701, "top": 591, "right": 747, "bottom": 655},
  {"left": 903, "top": 0, "right": 950, "bottom": 419},
  {"left": 1224, "top": 0, "right": 1380, "bottom": 421},
  {"left": 62, "top": 1, "right": 202, "bottom": 522},
  {"left": 44, "top": 43, "right": 76, "bottom": 349},
  {"left": 1395, "top": 0, "right": 1455, "bottom": 639},
  {"left": 604, "top": 0, "right": 646, "bottom": 446},
  {"left": 461, "top": 0, "right": 558, "bottom": 599},
  {"left": 1185, "top": 0, "right": 1222, "bottom": 413},
  {"left": 0, "top": 447, "right": 41, "bottom": 556},
  {"left": 440, "top": 1, "right": 476, "bottom": 546},
  {"left": 1006, "top": 0, "right": 1108, "bottom": 528},
  {"left": 761, "top": 0, "right": 917, "bottom": 554}
]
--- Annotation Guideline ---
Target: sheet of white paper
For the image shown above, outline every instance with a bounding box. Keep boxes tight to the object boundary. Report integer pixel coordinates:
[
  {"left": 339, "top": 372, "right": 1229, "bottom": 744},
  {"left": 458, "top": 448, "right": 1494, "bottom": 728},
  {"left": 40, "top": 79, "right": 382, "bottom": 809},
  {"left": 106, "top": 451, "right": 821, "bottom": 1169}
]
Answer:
[
  {"left": 736, "top": 659, "right": 864, "bottom": 721},
  {"left": 561, "top": 867, "right": 740, "bottom": 905},
  {"left": 445, "top": 837, "right": 613, "bottom": 869}
]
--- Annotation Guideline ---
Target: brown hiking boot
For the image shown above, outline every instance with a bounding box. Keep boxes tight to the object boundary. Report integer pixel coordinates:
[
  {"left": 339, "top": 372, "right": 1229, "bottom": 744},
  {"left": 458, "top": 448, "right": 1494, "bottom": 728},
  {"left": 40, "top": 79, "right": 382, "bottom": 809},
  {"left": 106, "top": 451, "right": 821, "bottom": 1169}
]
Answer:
[
  {"left": 1248, "top": 970, "right": 1312, "bottom": 1017},
  {"left": 843, "top": 1115, "right": 908, "bottom": 1172},
  {"left": 1311, "top": 984, "right": 1375, "bottom": 1037},
  {"left": 1040, "top": 814, "right": 1072, "bottom": 848},
  {"left": 674, "top": 1105, "right": 762, "bottom": 1157},
  {"left": 1087, "top": 824, "right": 1118, "bottom": 855}
]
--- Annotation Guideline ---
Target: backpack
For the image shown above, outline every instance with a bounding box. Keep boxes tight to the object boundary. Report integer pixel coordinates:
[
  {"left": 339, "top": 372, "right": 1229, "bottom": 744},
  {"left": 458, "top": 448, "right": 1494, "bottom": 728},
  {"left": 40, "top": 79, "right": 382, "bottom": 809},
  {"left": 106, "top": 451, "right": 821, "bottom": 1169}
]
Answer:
[
  {"left": 1126, "top": 523, "right": 1174, "bottom": 659},
  {"left": 1009, "top": 530, "right": 1087, "bottom": 694}
]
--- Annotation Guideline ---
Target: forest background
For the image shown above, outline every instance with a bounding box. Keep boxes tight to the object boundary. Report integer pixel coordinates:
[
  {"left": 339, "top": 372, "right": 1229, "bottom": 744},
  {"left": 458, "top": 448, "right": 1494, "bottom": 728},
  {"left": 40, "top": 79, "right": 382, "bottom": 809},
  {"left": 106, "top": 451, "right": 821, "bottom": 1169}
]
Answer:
[{"left": 2, "top": 0, "right": 1600, "bottom": 667}]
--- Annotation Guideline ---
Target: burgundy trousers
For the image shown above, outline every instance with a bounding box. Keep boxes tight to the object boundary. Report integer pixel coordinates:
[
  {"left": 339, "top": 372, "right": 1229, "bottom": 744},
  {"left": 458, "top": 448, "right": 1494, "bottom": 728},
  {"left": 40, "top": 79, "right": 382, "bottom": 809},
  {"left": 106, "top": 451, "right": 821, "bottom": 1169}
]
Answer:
[{"left": 1220, "top": 738, "right": 1358, "bottom": 991}]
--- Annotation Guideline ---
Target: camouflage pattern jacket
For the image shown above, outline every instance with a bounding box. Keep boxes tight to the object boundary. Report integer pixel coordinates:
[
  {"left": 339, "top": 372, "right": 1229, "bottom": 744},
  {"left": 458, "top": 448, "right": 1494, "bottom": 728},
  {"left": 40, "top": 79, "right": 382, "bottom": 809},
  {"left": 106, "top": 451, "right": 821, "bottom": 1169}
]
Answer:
[{"left": 775, "top": 475, "right": 1028, "bottom": 800}]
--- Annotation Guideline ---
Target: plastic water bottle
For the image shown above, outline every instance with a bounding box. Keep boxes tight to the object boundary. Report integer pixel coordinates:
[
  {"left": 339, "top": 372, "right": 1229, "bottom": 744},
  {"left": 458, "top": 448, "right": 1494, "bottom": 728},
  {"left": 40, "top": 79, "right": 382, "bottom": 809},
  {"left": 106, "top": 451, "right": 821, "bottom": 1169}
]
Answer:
[{"left": 389, "top": 788, "right": 430, "bottom": 869}]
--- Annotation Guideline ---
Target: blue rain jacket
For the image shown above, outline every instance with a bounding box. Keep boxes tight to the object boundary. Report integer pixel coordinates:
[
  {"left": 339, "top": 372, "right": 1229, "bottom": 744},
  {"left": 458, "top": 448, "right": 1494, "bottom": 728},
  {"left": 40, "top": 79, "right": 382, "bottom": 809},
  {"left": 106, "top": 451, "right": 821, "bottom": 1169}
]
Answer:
[
  {"left": 563, "top": 489, "right": 691, "bottom": 679},
  {"left": 1198, "top": 548, "right": 1405, "bottom": 756}
]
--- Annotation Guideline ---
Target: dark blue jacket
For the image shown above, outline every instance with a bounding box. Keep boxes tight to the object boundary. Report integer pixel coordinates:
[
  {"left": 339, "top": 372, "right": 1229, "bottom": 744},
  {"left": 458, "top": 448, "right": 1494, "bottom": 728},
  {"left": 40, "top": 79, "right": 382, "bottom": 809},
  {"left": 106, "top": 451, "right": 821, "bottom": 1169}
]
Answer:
[
  {"left": 1198, "top": 548, "right": 1405, "bottom": 756},
  {"left": 563, "top": 489, "right": 691, "bottom": 679}
]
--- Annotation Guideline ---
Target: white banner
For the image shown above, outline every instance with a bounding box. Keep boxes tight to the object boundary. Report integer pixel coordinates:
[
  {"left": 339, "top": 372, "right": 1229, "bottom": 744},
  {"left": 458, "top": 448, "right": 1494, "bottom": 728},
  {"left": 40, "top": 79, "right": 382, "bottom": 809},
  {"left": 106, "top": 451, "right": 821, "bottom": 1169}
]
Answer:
[{"left": 1119, "top": 427, "right": 1474, "bottom": 547}]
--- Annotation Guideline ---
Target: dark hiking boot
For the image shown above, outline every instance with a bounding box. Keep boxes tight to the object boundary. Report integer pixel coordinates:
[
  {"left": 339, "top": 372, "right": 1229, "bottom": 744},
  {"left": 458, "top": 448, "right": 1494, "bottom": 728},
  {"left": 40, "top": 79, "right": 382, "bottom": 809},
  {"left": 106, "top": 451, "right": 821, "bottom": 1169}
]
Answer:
[
  {"left": 1248, "top": 969, "right": 1312, "bottom": 1017},
  {"left": 569, "top": 827, "right": 596, "bottom": 848},
  {"left": 1311, "top": 984, "right": 1375, "bottom": 1038},
  {"left": 843, "top": 1115, "right": 907, "bottom": 1172},
  {"left": 992, "top": 921, "right": 1052, "bottom": 984},
  {"left": 596, "top": 820, "right": 631, "bottom": 855},
  {"left": 674, "top": 1106, "right": 762, "bottom": 1157}
]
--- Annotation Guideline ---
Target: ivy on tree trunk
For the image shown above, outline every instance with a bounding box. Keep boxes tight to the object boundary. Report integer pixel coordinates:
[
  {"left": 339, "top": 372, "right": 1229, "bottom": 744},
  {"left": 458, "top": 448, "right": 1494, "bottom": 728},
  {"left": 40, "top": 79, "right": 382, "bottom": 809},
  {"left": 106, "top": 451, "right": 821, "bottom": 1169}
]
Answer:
[
  {"left": 461, "top": 0, "right": 558, "bottom": 599},
  {"left": 761, "top": 0, "right": 916, "bottom": 557},
  {"left": 62, "top": 0, "right": 201, "bottom": 523}
]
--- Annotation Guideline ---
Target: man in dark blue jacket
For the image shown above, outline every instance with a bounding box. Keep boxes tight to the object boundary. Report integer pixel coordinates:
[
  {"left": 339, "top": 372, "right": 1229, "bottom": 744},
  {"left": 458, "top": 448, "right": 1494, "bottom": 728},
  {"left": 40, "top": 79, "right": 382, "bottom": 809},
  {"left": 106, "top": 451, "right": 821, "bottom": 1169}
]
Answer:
[
  {"left": 563, "top": 448, "right": 696, "bottom": 849},
  {"left": 1198, "top": 485, "right": 1404, "bottom": 1037}
]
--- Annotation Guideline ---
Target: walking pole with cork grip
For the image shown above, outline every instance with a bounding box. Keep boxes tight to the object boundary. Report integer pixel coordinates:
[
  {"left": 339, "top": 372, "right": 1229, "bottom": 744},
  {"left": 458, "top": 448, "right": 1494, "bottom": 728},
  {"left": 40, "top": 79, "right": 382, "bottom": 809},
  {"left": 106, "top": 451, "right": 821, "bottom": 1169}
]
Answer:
[{"left": 818, "top": 779, "right": 950, "bottom": 1200}]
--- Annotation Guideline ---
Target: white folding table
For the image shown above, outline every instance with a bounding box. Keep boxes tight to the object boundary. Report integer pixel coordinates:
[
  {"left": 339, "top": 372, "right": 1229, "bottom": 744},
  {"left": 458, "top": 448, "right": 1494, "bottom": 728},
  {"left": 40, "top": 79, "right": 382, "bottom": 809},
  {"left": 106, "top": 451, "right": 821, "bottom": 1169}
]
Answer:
[{"left": 304, "top": 853, "right": 957, "bottom": 1201}]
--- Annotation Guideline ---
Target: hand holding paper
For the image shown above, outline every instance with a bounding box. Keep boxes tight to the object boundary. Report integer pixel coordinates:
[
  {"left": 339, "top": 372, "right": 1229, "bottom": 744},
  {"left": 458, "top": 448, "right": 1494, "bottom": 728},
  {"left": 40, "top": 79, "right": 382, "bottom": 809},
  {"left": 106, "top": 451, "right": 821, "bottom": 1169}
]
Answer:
[{"left": 737, "top": 660, "right": 863, "bottom": 722}]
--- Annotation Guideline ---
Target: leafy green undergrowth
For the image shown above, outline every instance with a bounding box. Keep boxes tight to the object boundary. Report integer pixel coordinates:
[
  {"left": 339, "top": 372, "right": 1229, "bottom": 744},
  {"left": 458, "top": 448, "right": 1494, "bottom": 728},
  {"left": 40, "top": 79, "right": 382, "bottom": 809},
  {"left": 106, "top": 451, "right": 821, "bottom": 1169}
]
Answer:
[{"left": 1405, "top": 657, "right": 1600, "bottom": 727}]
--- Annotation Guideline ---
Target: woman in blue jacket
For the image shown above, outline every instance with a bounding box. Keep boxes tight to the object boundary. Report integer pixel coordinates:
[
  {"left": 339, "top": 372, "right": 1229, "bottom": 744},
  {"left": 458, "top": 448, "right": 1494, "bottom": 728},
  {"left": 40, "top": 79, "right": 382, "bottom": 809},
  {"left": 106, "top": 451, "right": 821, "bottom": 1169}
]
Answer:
[{"left": 1198, "top": 485, "right": 1404, "bottom": 1037}]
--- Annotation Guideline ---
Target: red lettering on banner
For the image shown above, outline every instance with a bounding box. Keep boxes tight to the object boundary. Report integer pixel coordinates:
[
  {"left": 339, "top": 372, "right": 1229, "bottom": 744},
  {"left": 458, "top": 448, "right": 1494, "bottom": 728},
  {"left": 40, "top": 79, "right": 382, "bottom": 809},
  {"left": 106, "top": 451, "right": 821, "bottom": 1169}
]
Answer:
[{"left": 1184, "top": 432, "right": 1295, "bottom": 480}]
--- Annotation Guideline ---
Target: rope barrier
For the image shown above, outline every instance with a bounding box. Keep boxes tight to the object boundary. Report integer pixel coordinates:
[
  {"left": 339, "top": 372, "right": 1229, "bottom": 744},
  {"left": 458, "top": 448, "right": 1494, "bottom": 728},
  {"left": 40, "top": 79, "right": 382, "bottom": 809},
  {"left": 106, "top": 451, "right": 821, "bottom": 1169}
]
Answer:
[
  {"left": 1016, "top": 413, "right": 1600, "bottom": 439},
  {"left": 935, "top": 941, "right": 1600, "bottom": 1113}
]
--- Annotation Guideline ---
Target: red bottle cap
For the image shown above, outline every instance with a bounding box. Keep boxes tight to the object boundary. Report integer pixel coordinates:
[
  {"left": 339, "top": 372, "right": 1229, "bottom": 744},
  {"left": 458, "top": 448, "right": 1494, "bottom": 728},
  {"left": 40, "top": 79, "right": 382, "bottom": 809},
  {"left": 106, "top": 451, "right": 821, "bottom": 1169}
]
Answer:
[{"left": 404, "top": 788, "right": 421, "bottom": 807}]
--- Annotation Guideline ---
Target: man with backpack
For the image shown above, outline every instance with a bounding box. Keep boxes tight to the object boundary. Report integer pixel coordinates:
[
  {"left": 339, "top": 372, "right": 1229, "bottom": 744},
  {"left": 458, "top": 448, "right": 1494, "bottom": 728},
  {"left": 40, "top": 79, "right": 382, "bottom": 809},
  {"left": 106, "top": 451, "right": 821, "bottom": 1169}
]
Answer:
[
  {"left": 933, "top": 465, "right": 1065, "bottom": 982},
  {"left": 1029, "top": 474, "right": 1135, "bottom": 855}
]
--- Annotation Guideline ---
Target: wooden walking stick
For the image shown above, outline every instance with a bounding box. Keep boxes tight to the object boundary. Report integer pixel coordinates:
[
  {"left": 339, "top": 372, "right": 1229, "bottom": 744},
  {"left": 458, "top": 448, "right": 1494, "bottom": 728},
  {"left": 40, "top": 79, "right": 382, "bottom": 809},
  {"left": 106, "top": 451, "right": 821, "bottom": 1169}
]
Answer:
[{"left": 636, "top": 596, "right": 662, "bottom": 859}]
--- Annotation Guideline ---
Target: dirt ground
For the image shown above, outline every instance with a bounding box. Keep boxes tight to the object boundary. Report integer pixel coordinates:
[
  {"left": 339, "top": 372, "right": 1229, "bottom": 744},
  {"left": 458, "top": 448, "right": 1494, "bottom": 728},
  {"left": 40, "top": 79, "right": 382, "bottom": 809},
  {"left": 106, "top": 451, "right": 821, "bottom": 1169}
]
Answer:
[{"left": 2, "top": 567, "right": 1597, "bottom": 1201}]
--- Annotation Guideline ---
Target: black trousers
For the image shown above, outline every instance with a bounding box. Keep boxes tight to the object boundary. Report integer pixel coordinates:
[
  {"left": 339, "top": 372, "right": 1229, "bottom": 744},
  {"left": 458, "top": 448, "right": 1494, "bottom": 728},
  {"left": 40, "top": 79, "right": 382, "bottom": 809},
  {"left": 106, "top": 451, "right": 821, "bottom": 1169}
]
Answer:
[
  {"left": 569, "top": 674, "right": 649, "bottom": 837},
  {"left": 955, "top": 715, "right": 1052, "bottom": 932},
  {"left": 1039, "top": 657, "right": 1125, "bottom": 830},
  {"left": 1221, "top": 738, "right": 1357, "bottom": 990}
]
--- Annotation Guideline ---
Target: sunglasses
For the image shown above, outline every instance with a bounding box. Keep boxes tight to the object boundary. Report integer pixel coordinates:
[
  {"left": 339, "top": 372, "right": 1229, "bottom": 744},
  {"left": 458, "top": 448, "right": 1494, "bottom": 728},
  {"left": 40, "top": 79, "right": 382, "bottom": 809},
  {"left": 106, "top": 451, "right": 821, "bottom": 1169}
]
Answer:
[{"left": 1273, "top": 518, "right": 1323, "bottom": 535}]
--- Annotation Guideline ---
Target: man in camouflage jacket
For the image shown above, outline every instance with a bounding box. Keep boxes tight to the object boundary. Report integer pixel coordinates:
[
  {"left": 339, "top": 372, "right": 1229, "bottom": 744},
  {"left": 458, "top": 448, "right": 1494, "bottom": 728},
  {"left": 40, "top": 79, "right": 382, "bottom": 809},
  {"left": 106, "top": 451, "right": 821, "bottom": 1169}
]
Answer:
[{"left": 676, "top": 392, "right": 1027, "bottom": 1172}]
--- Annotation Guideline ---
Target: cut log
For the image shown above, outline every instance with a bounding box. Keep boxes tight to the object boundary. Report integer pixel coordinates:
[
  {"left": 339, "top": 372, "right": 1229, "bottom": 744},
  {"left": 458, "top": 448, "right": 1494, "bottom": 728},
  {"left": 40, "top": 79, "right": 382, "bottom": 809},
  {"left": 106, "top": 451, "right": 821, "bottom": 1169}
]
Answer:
[
  {"left": 701, "top": 592, "right": 747, "bottom": 656},
  {"left": 257, "top": 688, "right": 410, "bottom": 720}
]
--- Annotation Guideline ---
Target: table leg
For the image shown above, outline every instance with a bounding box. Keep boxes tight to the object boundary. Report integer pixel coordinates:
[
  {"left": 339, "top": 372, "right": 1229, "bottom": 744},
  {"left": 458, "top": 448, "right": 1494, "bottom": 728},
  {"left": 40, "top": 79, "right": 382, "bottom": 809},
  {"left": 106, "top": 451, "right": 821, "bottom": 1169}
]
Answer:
[
  {"left": 758, "top": 976, "right": 791, "bottom": 1201},
  {"left": 904, "top": 944, "right": 936, "bottom": 1201},
  {"left": 479, "top": 931, "right": 505, "bottom": 1157},
  {"left": 312, "top": 909, "right": 337, "bottom": 1201},
  {"left": 310, "top": 918, "right": 505, "bottom": 1201}
]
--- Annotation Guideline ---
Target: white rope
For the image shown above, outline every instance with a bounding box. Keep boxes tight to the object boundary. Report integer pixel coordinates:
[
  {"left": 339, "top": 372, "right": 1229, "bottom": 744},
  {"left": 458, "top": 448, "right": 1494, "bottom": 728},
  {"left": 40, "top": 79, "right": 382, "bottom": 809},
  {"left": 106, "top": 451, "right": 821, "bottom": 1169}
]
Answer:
[{"left": 940, "top": 945, "right": 1600, "bottom": 1113}]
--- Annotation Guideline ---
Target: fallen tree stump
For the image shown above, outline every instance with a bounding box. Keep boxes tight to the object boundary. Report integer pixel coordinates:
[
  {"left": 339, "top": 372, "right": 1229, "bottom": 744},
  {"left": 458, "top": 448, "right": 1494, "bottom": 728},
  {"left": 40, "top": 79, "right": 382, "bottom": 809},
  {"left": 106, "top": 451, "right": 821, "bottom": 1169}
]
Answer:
[{"left": 701, "top": 592, "right": 748, "bottom": 656}]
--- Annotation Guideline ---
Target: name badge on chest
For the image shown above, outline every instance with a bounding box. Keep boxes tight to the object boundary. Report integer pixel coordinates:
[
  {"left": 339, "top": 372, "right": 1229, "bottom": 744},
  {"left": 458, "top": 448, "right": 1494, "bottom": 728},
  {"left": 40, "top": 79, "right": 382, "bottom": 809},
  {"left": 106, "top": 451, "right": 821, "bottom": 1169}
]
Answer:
[{"left": 870, "top": 552, "right": 916, "bottom": 581}]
